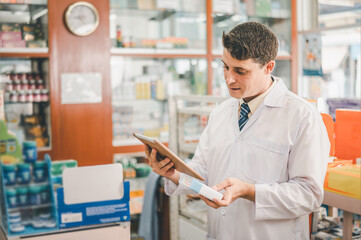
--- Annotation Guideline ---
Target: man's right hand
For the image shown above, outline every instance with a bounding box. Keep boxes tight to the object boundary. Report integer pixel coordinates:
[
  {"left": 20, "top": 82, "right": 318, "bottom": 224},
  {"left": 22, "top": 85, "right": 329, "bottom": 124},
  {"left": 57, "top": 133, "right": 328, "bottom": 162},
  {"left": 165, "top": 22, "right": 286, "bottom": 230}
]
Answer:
[{"left": 145, "top": 146, "right": 180, "bottom": 184}]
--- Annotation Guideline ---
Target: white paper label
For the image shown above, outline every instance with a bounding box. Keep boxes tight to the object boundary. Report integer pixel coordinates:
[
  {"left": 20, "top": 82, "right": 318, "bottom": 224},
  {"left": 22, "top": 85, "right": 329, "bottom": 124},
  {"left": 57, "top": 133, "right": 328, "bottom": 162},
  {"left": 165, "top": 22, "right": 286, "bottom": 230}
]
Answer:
[
  {"left": 61, "top": 213, "right": 83, "bottom": 223},
  {"left": 61, "top": 73, "right": 102, "bottom": 104}
]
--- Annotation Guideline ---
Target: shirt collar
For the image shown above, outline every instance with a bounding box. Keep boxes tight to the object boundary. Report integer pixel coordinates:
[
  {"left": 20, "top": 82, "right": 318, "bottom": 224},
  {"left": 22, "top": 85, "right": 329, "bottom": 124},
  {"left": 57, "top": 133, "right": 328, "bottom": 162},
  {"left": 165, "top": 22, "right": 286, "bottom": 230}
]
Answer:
[
  {"left": 263, "top": 77, "right": 288, "bottom": 107},
  {"left": 239, "top": 77, "right": 276, "bottom": 114}
]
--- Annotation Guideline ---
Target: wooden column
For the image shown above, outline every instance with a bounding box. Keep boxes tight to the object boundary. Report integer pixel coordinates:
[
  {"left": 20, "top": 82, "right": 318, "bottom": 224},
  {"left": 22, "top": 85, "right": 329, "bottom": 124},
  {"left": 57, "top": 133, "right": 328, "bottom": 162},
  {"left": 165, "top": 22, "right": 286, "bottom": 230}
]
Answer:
[{"left": 47, "top": 0, "right": 113, "bottom": 166}]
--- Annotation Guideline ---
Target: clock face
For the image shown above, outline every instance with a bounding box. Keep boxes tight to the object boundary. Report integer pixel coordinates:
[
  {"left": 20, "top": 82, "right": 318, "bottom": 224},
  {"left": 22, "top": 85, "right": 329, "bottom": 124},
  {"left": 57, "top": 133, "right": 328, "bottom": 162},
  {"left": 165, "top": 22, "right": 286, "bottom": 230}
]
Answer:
[{"left": 65, "top": 2, "right": 99, "bottom": 36}]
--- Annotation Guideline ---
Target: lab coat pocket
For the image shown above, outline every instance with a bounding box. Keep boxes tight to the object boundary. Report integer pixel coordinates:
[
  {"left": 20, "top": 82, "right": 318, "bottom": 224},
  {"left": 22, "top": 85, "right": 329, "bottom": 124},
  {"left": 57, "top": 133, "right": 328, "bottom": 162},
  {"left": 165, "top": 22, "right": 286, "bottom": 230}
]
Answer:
[{"left": 242, "top": 136, "right": 288, "bottom": 183}]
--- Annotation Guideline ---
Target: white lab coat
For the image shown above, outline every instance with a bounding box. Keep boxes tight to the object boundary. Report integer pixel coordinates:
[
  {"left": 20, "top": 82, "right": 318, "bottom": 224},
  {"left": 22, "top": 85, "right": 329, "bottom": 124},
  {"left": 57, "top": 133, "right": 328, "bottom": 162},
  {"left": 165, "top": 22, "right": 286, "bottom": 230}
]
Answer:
[{"left": 165, "top": 78, "right": 330, "bottom": 240}]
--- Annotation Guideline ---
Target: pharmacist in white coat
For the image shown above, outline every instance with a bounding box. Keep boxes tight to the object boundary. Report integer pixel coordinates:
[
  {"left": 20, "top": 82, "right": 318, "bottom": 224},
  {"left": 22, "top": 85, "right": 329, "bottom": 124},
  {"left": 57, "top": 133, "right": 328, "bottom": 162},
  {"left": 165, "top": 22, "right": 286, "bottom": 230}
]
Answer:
[{"left": 145, "top": 22, "right": 330, "bottom": 240}]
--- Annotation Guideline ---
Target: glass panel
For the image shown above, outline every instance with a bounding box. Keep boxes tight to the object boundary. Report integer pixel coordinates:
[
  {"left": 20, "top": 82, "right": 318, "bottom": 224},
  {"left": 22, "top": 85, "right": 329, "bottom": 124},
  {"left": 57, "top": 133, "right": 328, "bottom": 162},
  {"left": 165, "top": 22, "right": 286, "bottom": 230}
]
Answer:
[
  {"left": 0, "top": 58, "right": 51, "bottom": 150},
  {"left": 212, "top": 58, "right": 290, "bottom": 97},
  {"left": 212, "top": 58, "right": 229, "bottom": 97},
  {"left": 299, "top": 2, "right": 361, "bottom": 100},
  {"left": 109, "top": 0, "right": 206, "bottom": 50},
  {"left": 212, "top": 0, "right": 291, "bottom": 56},
  {"left": 273, "top": 60, "right": 291, "bottom": 89},
  {"left": 171, "top": 96, "right": 227, "bottom": 231},
  {"left": 111, "top": 56, "right": 207, "bottom": 146},
  {"left": 0, "top": 1, "right": 48, "bottom": 49},
  {"left": 318, "top": 1, "right": 361, "bottom": 29}
]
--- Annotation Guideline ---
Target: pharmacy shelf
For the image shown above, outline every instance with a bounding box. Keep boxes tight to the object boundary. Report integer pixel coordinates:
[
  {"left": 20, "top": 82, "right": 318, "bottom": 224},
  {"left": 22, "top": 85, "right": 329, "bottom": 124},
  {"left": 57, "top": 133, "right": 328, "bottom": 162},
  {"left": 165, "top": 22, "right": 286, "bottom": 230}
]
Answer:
[
  {"left": 0, "top": 0, "right": 47, "bottom": 4},
  {"left": 5, "top": 180, "right": 50, "bottom": 189},
  {"left": 177, "top": 106, "right": 215, "bottom": 115},
  {"left": 5, "top": 182, "right": 49, "bottom": 189},
  {"left": 169, "top": 95, "right": 227, "bottom": 240},
  {"left": 111, "top": 48, "right": 206, "bottom": 57},
  {"left": 112, "top": 98, "right": 166, "bottom": 105},
  {"left": 0, "top": 48, "right": 49, "bottom": 58},
  {"left": 113, "top": 138, "right": 169, "bottom": 147},
  {"left": 212, "top": 49, "right": 291, "bottom": 60},
  {"left": 0, "top": 48, "right": 48, "bottom": 53},
  {"left": 8, "top": 203, "right": 52, "bottom": 212}
]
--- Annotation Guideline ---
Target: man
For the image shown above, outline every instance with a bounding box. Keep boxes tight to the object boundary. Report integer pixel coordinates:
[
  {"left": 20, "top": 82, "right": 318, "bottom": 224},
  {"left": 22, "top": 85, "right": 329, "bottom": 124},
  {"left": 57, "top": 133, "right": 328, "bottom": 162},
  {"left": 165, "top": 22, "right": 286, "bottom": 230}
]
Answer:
[{"left": 146, "top": 22, "right": 330, "bottom": 239}]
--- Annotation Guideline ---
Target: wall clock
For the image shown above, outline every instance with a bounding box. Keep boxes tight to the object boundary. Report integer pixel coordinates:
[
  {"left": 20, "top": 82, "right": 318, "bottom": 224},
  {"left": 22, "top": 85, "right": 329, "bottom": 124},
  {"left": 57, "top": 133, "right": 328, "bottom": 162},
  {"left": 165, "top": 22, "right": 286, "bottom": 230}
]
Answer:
[{"left": 64, "top": 2, "right": 99, "bottom": 36}]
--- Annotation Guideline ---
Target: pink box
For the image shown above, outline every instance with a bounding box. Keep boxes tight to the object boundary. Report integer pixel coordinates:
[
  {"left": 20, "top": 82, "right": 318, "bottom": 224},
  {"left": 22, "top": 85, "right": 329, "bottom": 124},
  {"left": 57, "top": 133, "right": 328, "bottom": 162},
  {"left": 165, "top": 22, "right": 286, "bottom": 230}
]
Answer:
[
  {"left": 0, "top": 39, "right": 26, "bottom": 48},
  {"left": 0, "top": 31, "right": 22, "bottom": 41}
]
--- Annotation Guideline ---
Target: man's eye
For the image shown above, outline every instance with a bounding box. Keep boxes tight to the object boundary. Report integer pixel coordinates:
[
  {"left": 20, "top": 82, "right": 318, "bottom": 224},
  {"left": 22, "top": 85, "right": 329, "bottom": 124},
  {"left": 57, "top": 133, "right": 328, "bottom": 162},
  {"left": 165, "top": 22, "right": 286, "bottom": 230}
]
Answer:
[
  {"left": 235, "top": 70, "right": 246, "bottom": 75},
  {"left": 223, "top": 66, "right": 229, "bottom": 70}
]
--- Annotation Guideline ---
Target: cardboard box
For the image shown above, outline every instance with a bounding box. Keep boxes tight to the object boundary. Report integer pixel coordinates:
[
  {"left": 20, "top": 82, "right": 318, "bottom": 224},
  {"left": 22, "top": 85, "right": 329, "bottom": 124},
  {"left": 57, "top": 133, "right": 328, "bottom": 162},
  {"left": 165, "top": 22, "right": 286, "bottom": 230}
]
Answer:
[
  {"left": 57, "top": 164, "right": 130, "bottom": 229},
  {"left": 0, "top": 31, "right": 22, "bottom": 41},
  {"left": 325, "top": 164, "right": 361, "bottom": 199},
  {"left": 335, "top": 109, "right": 361, "bottom": 162},
  {"left": 0, "top": 40, "right": 26, "bottom": 48}
]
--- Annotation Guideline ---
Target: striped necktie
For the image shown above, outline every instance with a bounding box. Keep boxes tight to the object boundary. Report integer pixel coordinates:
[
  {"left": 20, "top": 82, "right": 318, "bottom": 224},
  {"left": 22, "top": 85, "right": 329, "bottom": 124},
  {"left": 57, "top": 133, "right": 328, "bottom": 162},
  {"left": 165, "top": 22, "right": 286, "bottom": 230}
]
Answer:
[{"left": 239, "top": 102, "right": 251, "bottom": 131}]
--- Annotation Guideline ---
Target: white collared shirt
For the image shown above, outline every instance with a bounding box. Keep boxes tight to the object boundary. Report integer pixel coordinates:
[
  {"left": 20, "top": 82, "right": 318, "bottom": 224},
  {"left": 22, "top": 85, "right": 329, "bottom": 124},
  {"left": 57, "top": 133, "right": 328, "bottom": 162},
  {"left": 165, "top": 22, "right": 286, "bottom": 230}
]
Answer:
[{"left": 239, "top": 77, "right": 276, "bottom": 118}]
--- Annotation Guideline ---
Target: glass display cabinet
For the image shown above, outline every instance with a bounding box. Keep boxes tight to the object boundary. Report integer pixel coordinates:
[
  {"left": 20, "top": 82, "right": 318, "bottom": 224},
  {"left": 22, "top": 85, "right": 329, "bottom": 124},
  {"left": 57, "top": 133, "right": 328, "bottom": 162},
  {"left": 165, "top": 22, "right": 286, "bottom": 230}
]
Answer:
[
  {"left": 110, "top": 0, "right": 296, "bottom": 148},
  {"left": 110, "top": 0, "right": 206, "bottom": 54},
  {"left": 298, "top": 1, "right": 361, "bottom": 99},
  {"left": 110, "top": 0, "right": 209, "bottom": 147},
  {"left": 111, "top": 56, "right": 207, "bottom": 146},
  {"left": 212, "top": 58, "right": 291, "bottom": 97},
  {"left": 108, "top": 0, "right": 297, "bottom": 239},
  {"left": 0, "top": 58, "right": 51, "bottom": 149},
  {"left": 0, "top": 0, "right": 51, "bottom": 150},
  {"left": 211, "top": 0, "right": 292, "bottom": 96},
  {"left": 0, "top": 0, "right": 48, "bottom": 51}
]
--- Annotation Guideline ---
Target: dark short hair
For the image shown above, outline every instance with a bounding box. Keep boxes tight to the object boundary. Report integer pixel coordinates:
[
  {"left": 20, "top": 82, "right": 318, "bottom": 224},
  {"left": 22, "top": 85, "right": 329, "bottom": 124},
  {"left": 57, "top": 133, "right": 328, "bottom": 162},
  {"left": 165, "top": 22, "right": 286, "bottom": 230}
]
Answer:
[{"left": 222, "top": 22, "right": 278, "bottom": 66}]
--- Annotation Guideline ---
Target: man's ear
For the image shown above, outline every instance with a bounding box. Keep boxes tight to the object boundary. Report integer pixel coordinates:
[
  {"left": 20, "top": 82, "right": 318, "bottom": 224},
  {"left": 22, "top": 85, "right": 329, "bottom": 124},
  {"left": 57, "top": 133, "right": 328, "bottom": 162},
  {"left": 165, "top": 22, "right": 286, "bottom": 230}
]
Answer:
[{"left": 264, "top": 61, "right": 275, "bottom": 74}]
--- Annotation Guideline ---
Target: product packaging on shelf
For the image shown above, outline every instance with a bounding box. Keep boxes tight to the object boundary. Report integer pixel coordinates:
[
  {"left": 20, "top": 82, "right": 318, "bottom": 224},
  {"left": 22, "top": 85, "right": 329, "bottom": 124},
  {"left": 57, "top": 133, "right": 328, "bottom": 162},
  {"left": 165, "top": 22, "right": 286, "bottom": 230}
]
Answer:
[
  {"left": 0, "top": 120, "right": 22, "bottom": 164},
  {"left": 0, "top": 154, "right": 59, "bottom": 237},
  {"left": 325, "top": 164, "right": 361, "bottom": 199},
  {"left": 57, "top": 163, "right": 130, "bottom": 229}
]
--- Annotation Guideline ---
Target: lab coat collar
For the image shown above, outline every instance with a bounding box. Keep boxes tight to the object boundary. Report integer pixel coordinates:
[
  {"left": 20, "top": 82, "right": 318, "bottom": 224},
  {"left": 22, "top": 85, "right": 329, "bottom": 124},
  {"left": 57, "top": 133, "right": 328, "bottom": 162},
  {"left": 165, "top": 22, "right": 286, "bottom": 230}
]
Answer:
[
  {"left": 229, "top": 77, "right": 287, "bottom": 109},
  {"left": 263, "top": 77, "right": 288, "bottom": 108}
]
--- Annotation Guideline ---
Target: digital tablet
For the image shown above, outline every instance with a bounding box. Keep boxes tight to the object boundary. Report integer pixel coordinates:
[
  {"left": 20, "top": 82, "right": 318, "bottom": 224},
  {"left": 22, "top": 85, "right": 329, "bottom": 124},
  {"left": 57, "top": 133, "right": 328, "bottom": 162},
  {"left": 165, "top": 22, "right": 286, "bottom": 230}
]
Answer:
[{"left": 133, "top": 133, "right": 205, "bottom": 181}]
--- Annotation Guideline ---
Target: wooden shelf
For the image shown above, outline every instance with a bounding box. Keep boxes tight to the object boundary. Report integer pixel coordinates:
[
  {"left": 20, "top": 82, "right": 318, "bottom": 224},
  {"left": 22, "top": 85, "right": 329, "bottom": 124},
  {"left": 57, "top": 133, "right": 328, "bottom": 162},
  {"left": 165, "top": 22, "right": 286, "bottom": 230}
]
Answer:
[{"left": 0, "top": 48, "right": 49, "bottom": 58}]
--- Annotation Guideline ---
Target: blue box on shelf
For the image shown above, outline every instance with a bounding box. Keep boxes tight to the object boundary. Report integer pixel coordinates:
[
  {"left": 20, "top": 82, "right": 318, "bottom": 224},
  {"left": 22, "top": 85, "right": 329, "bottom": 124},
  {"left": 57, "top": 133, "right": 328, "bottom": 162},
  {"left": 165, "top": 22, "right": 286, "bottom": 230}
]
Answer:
[
  {"left": 57, "top": 181, "right": 130, "bottom": 229},
  {"left": 56, "top": 163, "right": 130, "bottom": 229},
  {"left": 0, "top": 154, "right": 59, "bottom": 237}
]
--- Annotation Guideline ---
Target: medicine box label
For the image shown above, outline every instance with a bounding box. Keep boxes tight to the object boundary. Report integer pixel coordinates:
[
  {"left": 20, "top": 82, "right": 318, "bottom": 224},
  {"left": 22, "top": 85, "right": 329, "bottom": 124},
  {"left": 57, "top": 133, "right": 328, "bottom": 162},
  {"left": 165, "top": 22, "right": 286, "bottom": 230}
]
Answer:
[
  {"left": 61, "top": 213, "right": 83, "bottom": 223},
  {"left": 180, "top": 175, "right": 223, "bottom": 201}
]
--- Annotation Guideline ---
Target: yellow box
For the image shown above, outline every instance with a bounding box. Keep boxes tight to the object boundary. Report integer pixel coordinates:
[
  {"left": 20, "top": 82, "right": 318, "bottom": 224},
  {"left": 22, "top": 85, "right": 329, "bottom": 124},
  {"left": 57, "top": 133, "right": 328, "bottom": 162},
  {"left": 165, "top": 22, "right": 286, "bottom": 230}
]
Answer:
[{"left": 326, "top": 164, "right": 361, "bottom": 199}]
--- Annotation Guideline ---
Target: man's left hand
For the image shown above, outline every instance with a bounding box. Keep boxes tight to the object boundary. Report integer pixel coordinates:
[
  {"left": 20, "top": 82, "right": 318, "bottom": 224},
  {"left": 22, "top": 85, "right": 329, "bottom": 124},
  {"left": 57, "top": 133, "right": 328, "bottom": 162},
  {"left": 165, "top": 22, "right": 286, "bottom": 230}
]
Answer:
[{"left": 199, "top": 177, "right": 255, "bottom": 209}]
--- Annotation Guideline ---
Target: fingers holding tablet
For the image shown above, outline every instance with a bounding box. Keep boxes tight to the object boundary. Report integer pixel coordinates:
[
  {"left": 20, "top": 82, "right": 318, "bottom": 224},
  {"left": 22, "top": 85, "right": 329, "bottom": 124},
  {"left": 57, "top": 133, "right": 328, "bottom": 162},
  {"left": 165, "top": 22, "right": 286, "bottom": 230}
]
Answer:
[{"left": 148, "top": 148, "right": 175, "bottom": 177}]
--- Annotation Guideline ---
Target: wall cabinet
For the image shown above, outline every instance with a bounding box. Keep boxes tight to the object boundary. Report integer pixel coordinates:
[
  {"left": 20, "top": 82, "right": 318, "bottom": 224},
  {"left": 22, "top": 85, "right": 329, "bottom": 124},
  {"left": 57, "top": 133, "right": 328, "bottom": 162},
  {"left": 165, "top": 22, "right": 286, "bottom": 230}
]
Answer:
[
  {"left": 0, "top": 1, "right": 51, "bottom": 151},
  {"left": 1, "top": 0, "right": 297, "bottom": 166},
  {"left": 110, "top": 0, "right": 297, "bottom": 152}
]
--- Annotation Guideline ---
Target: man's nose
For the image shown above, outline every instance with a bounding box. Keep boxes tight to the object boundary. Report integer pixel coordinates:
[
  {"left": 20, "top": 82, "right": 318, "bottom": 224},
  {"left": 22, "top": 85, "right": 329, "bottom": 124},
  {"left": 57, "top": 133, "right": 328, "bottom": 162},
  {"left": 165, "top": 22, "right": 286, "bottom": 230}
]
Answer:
[{"left": 225, "top": 71, "right": 236, "bottom": 85}]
